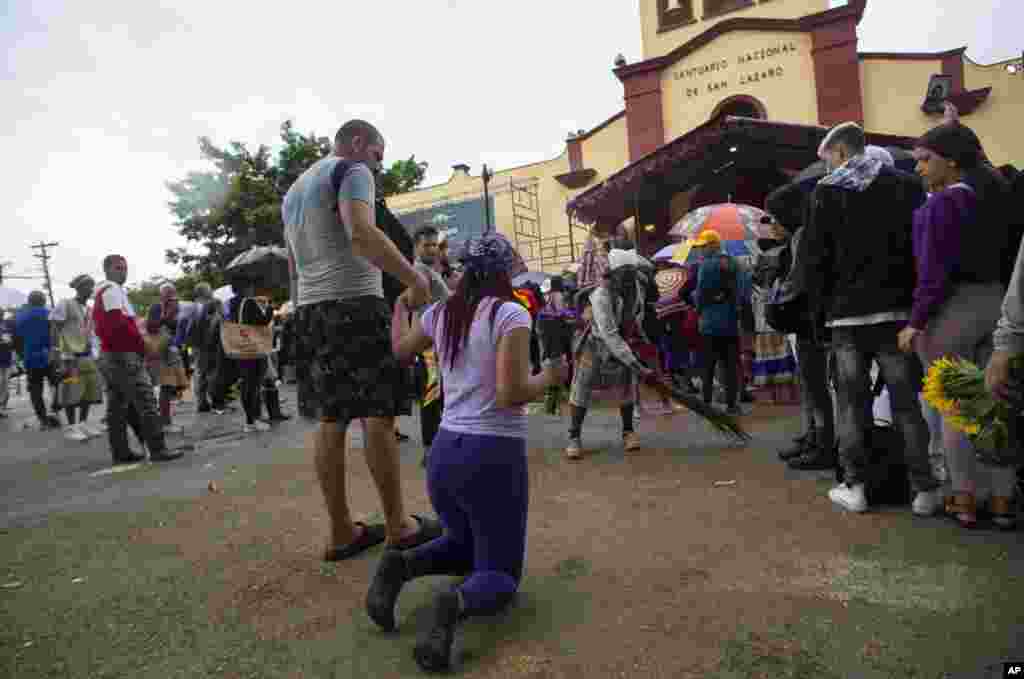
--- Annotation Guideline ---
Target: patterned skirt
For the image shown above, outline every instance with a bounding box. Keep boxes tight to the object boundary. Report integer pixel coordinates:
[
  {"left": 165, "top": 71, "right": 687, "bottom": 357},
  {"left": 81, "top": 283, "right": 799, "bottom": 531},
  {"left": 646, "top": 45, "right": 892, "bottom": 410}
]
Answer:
[{"left": 751, "top": 332, "right": 797, "bottom": 386}]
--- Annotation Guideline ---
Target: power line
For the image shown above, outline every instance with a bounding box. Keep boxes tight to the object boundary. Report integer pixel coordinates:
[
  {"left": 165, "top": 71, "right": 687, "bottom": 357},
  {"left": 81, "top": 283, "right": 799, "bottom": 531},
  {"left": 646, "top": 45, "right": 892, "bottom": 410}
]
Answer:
[
  {"left": 30, "top": 242, "right": 59, "bottom": 307},
  {"left": 0, "top": 261, "right": 40, "bottom": 286}
]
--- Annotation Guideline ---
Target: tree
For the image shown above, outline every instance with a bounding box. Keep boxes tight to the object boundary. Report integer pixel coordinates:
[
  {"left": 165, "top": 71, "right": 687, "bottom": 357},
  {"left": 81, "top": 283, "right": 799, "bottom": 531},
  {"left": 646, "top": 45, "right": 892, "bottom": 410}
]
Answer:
[
  {"left": 165, "top": 121, "right": 428, "bottom": 277},
  {"left": 125, "top": 275, "right": 173, "bottom": 314},
  {"left": 377, "top": 156, "right": 429, "bottom": 198}
]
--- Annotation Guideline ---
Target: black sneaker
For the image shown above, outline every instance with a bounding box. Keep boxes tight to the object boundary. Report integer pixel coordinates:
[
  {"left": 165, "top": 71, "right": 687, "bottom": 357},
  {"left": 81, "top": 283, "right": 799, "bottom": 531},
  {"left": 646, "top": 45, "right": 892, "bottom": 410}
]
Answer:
[
  {"left": 366, "top": 551, "right": 408, "bottom": 632},
  {"left": 414, "top": 590, "right": 461, "bottom": 673},
  {"left": 778, "top": 433, "right": 813, "bottom": 461},
  {"left": 788, "top": 446, "right": 838, "bottom": 471},
  {"left": 150, "top": 448, "right": 184, "bottom": 462},
  {"left": 197, "top": 402, "right": 212, "bottom": 414},
  {"left": 112, "top": 453, "right": 146, "bottom": 465}
]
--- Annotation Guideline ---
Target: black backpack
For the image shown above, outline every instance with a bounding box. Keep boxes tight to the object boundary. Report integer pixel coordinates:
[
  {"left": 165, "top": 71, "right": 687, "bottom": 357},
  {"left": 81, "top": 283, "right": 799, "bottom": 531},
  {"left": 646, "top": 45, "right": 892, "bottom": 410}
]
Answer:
[
  {"left": 764, "top": 227, "right": 812, "bottom": 335},
  {"left": 834, "top": 371, "right": 913, "bottom": 506}
]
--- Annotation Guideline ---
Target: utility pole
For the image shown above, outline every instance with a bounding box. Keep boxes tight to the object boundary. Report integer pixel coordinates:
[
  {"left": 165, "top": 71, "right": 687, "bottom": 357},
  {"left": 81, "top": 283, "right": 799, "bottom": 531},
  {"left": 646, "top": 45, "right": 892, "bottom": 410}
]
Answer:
[
  {"left": 30, "top": 242, "right": 59, "bottom": 307},
  {"left": 481, "top": 164, "right": 493, "bottom": 235}
]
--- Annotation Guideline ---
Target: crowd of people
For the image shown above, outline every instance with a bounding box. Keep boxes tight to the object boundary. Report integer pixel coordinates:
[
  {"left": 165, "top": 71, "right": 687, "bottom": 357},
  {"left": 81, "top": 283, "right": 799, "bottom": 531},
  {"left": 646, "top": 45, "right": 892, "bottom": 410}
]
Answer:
[
  {"left": 2, "top": 111, "right": 1023, "bottom": 673},
  {"left": 0, "top": 261, "right": 296, "bottom": 462}
]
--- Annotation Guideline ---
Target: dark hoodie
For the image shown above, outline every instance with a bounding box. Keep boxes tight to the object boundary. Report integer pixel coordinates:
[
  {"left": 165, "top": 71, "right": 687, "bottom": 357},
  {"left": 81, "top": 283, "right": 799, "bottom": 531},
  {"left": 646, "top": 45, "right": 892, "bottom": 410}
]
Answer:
[{"left": 799, "top": 155, "right": 927, "bottom": 324}]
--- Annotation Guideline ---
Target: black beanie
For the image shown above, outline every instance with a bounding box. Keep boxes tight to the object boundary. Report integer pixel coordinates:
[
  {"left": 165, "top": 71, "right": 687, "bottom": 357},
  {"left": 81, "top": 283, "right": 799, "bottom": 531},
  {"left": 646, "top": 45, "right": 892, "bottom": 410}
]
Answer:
[
  {"left": 916, "top": 123, "right": 982, "bottom": 169},
  {"left": 765, "top": 181, "right": 811, "bottom": 233}
]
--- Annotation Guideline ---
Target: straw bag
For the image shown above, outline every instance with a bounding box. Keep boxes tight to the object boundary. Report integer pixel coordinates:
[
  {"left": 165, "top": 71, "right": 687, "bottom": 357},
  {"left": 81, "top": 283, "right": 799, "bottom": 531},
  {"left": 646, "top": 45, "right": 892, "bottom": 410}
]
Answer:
[{"left": 221, "top": 299, "right": 273, "bottom": 360}]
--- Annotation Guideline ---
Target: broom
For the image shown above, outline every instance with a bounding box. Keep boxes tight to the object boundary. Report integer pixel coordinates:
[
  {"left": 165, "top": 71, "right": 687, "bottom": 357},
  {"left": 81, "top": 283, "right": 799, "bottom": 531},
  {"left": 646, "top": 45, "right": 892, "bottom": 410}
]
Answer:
[
  {"left": 639, "top": 373, "right": 751, "bottom": 443},
  {"left": 535, "top": 316, "right": 750, "bottom": 443}
]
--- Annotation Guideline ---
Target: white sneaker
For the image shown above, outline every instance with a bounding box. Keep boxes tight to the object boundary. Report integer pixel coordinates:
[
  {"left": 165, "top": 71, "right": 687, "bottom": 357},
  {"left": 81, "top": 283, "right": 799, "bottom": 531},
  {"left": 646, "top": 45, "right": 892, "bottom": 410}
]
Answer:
[
  {"left": 911, "top": 490, "right": 942, "bottom": 517},
  {"left": 64, "top": 424, "right": 89, "bottom": 442},
  {"left": 242, "top": 424, "right": 256, "bottom": 434},
  {"left": 253, "top": 421, "right": 271, "bottom": 433},
  {"left": 828, "top": 483, "right": 868, "bottom": 513}
]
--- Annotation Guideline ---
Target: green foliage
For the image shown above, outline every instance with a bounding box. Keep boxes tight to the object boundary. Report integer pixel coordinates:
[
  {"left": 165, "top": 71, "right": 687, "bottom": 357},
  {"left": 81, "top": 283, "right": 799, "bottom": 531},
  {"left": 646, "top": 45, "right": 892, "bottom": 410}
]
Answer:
[
  {"left": 377, "top": 155, "right": 429, "bottom": 197},
  {"left": 165, "top": 121, "right": 428, "bottom": 280}
]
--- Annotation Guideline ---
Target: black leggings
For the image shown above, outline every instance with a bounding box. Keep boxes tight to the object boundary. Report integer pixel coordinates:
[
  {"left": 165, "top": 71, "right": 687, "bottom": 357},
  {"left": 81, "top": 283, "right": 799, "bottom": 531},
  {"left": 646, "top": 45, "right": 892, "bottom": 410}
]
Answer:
[
  {"left": 27, "top": 367, "right": 50, "bottom": 422},
  {"left": 239, "top": 362, "right": 265, "bottom": 425},
  {"left": 702, "top": 335, "right": 739, "bottom": 408}
]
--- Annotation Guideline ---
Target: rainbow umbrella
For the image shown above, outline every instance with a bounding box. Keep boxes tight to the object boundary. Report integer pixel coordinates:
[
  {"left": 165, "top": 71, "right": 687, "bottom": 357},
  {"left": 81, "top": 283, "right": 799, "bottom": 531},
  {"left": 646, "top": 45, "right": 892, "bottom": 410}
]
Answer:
[{"left": 667, "top": 202, "right": 770, "bottom": 248}]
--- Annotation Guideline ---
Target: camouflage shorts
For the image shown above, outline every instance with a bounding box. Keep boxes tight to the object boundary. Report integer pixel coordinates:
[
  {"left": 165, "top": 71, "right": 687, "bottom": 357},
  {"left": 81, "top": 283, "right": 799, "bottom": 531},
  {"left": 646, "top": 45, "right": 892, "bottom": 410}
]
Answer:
[{"left": 293, "top": 296, "right": 407, "bottom": 423}]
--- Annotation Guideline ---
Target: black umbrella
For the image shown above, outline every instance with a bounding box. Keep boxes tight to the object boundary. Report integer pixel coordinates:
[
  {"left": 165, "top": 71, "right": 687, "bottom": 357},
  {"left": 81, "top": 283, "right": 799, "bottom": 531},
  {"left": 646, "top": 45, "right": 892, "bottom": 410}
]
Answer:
[
  {"left": 224, "top": 246, "right": 290, "bottom": 288},
  {"left": 795, "top": 147, "right": 916, "bottom": 184}
]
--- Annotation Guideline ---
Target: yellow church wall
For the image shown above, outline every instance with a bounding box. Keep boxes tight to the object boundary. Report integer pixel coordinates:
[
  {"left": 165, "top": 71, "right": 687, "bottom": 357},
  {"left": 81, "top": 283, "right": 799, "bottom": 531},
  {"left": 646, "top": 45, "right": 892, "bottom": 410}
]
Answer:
[
  {"left": 640, "top": 0, "right": 828, "bottom": 62},
  {"left": 385, "top": 152, "right": 591, "bottom": 274},
  {"left": 580, "top": 114, "right": 631, "bottom": 183},
  {"left": 859, "top": 58, "right": 942, "bottom": 139},
  {"left": 860, "top": 55, "right": 1024, "bottom": 168},
  {"left": 660, "top": 31, "right": 819, "bottom": 140},
  {"left": 962, "top": 57, "right": 1024, "bottom": 168}
]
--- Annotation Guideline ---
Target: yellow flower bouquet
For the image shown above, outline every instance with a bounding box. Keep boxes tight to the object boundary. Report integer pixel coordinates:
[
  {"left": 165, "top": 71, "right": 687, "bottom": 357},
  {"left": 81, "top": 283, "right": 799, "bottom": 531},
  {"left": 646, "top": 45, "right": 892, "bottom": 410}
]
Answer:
[{"left": 922, "top": 356, "right": 1024, "bottom": 467}]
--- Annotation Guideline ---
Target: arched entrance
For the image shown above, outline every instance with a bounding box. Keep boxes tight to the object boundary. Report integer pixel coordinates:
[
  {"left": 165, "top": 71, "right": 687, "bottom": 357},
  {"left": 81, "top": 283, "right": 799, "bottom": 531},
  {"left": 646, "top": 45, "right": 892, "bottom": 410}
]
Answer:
[{"left": 710, "top": 95, "right": 767, "bottom": 121}]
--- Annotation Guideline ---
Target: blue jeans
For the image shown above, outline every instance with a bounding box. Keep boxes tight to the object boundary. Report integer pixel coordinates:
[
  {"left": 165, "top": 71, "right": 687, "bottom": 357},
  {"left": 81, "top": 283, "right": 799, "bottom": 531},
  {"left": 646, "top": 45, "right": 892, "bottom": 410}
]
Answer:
[
  {"left": 831, "top": 322, "right": 937, "bottom": 493},
  {"left": 405, "top": 428, "right": 528, "bottom": 616}
]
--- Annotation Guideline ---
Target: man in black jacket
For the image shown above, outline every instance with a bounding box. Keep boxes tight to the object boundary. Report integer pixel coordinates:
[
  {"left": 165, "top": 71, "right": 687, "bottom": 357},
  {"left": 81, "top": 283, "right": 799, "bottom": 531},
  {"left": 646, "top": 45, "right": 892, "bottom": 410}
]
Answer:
[
  {"left": 799, "top": 122, "right": 940, "bottom": 516},
  {"left": 763, "top": 181, "right": 836, "bottom": 470}
]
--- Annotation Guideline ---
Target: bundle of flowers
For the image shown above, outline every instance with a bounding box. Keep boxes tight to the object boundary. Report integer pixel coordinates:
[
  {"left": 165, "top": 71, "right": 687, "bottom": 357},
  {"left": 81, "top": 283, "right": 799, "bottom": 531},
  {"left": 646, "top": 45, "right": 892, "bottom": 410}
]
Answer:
[{"left": 922, "top": 356, "right": 1024, "bottom": 466}]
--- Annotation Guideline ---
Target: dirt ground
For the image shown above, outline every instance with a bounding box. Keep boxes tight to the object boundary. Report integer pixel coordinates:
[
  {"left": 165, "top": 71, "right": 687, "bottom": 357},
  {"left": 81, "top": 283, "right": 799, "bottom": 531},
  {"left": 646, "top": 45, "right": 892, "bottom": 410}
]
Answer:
[{"left": 3, "top": 406, "right": 1023, "bottom": 678}]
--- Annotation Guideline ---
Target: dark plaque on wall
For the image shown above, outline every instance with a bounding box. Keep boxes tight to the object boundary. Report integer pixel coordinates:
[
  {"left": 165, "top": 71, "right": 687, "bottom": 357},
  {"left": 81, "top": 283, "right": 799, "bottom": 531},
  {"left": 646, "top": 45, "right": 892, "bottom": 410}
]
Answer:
[{"left": 921, "top": 74, "right": 953, "bottom": 114}]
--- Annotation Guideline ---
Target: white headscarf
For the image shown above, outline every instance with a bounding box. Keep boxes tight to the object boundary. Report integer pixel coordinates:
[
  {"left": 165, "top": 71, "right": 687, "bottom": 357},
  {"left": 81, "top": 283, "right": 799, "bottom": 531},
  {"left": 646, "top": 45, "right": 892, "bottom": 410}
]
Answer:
[{"left": 608, "top": 248, "right": 651, "bottom": 271}]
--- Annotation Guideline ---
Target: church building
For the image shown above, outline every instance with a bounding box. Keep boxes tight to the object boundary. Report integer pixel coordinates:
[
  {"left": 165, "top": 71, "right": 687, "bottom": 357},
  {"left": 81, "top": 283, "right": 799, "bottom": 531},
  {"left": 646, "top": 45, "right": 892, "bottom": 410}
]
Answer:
[{"left": 385, "top": 0, "right": 1023, "bottom": 269}]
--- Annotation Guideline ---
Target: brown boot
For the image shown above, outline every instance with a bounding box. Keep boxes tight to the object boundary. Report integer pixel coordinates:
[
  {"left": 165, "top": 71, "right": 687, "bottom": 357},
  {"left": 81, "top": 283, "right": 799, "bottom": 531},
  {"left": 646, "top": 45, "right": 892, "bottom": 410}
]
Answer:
[
  {"left": 947, "top": 493, "right": 978, "bottom": 529},
  {"left": 990, "top": 496, "right": 1016, "bottom": 531}
]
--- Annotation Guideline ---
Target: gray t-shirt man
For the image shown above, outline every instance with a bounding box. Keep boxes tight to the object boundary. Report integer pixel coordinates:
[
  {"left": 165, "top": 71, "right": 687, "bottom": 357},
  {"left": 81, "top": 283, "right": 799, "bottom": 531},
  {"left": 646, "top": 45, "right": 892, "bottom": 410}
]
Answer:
[
  {"left": 415, "top": 260, "right": 449, "bottom": 304},
  {"left": 282, "top": 157, "right": 381, "bottom": 306}
]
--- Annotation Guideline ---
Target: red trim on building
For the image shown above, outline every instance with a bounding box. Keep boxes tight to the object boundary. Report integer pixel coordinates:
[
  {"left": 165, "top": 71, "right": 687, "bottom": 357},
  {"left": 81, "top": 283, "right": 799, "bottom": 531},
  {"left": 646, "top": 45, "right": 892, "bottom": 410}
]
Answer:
[
  {"left": 613, "top": 1, "right": 869, "bottom": 160},
  {"left": 941, "top": 50, "right": 965, "bottom": 94},
  {"left": 809, "top": 9, "right": 864, "bottom": 126},
  {"left": 622, "top": 70, "right": 666, "bottom": 161},
  {"left": 567, "top": 139, "right": 583, "bottom": 172},
  {"left": 947, "top": 87, "right": 993, "bottom": 116},
  {"left": 616, "top": 0, "right": 867, "bottom": 79}
]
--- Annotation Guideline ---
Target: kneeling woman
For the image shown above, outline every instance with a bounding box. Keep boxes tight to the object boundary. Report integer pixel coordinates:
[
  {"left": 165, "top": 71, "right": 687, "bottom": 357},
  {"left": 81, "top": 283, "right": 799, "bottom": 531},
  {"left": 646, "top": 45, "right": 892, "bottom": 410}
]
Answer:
[{"left": 367, "top": 234, "right": 565, "bottom": 673}]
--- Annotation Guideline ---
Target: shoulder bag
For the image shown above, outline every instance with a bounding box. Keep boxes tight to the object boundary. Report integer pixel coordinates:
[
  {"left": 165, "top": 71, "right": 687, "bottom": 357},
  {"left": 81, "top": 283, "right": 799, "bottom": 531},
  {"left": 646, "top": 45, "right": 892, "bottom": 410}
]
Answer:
[{"left": 221, "top": 298, "right": 274, "bottom": 360}]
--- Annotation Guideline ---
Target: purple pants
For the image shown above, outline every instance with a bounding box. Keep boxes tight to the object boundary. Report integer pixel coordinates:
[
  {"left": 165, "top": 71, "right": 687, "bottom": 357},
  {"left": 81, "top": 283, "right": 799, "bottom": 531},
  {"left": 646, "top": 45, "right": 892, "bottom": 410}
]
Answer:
[{"left": 406, "top": 428, "right": 529, "bottom": 616}]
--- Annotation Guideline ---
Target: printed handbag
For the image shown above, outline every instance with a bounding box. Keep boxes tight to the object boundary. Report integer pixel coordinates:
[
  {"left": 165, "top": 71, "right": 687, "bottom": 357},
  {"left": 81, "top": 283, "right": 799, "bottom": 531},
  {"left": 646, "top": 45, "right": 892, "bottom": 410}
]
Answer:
[{"left": 220, "top": 300, "right": 273, "bottom": 360}]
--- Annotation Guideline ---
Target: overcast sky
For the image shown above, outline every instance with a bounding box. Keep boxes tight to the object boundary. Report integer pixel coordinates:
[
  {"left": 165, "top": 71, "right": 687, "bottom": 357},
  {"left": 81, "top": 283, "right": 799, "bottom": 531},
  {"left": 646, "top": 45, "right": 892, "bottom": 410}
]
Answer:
[{"left": 2, "top": 0, "right": 1018, "bottom": 295}]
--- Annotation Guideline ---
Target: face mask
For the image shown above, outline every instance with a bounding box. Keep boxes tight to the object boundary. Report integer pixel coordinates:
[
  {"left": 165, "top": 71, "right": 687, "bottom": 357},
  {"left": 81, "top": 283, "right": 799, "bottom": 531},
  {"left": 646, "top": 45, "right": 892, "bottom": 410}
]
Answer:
[{"left": 419, "top": 254, "right": 436, "bottom": 266}]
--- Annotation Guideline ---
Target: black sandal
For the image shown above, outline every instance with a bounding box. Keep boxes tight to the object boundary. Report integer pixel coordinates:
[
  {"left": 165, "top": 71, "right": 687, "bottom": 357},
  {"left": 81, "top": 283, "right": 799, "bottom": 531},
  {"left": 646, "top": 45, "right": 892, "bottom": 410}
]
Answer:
[
  {"left": 388, "top": 515, "right": 443, "bottom": 551},
  {"left": 323, "top": 523, "right": 387, "bottom": 561}
]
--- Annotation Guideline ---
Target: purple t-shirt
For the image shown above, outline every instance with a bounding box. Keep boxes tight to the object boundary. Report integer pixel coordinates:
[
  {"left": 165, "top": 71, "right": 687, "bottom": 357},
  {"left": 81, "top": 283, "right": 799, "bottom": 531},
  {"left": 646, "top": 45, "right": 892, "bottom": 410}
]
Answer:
[{"left": 421, "top": 298, "right": 532, "bottom": 439}]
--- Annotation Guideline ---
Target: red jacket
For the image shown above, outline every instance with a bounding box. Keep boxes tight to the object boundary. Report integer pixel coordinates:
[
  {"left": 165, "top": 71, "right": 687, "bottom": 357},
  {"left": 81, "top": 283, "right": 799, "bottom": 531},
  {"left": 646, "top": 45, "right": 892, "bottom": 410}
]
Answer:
[{"left": 93, "top": 281, "right": 145, "bottom": 355}]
